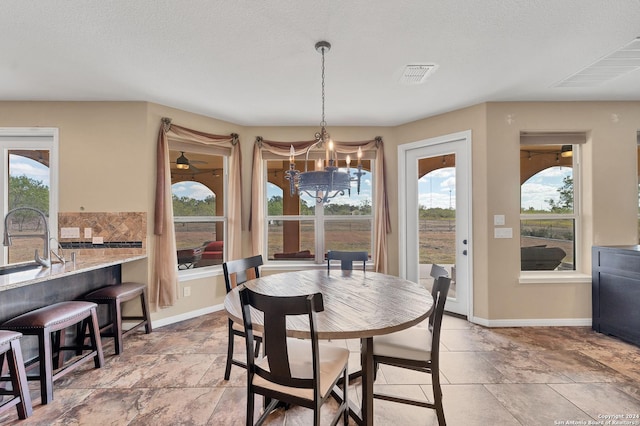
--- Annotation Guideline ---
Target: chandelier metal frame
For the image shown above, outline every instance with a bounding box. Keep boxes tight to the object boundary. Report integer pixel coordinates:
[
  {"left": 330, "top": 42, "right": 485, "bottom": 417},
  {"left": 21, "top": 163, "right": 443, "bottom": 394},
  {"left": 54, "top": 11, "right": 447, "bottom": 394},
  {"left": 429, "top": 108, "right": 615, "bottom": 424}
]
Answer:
[{"left": 285, "top": 41, "right": 364, "bottom": 204}]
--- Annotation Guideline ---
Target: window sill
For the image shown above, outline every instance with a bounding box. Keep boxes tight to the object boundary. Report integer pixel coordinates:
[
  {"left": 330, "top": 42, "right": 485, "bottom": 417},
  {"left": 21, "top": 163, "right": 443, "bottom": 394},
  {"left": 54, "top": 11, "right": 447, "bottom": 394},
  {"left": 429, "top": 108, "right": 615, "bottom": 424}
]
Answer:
[
  {"left": 519, "top": 271, "right": 591, "bottom": 285},
  {"left": 177, "top": 265, "right": 223, "bottom": 282}
]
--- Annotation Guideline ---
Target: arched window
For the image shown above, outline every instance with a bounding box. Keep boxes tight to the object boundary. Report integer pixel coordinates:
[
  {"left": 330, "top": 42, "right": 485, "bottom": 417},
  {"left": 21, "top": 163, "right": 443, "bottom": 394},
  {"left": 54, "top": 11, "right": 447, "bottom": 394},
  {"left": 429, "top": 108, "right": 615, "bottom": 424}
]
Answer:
[
  {"left": 520, "top": 141, "right": 578, "bottom": 272},
  {"left": 170, "top": 150, "right": 226, "bottom": 269}
]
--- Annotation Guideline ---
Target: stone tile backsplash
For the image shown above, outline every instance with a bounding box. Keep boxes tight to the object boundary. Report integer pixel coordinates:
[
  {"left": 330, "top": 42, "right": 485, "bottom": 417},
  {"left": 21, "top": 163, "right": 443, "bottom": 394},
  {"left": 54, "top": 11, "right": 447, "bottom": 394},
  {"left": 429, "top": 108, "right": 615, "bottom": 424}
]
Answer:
[{"left": 57, "top": 212, "right": 146, "bottom": 257}]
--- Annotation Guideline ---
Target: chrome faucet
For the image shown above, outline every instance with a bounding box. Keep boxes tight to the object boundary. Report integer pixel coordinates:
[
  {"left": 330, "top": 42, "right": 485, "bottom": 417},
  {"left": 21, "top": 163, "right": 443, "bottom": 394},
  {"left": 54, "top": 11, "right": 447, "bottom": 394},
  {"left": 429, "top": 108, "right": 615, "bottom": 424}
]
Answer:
[
  {"left": 3, "top": 207, "right": 51, "bottom": 268},
  {"left": 49, "top": 237, "right": 66, "bottom": 265}
]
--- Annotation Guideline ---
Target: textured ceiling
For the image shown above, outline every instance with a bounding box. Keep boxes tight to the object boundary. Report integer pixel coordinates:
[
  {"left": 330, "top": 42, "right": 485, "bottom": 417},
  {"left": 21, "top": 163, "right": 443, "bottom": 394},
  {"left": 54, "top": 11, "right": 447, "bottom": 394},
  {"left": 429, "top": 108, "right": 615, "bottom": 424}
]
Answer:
[{"left": 2, "top": 1, "right": 640, "bottom": 126}]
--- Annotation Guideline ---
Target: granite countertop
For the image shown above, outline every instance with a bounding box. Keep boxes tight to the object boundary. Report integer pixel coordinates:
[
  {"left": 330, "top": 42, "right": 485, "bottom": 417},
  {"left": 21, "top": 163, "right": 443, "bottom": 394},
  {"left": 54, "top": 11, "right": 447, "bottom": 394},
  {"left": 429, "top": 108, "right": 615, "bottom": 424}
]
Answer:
[{"left": 0, "top": 254, "right": 147, "bottom": 292}]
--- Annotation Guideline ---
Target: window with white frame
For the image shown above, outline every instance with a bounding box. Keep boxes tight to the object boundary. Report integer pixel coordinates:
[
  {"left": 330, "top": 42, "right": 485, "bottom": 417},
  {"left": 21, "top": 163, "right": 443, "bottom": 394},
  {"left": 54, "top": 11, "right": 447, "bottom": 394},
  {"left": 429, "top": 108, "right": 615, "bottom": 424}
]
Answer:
[
  {"left": 1, "top": 128, "right": 58, "bottom": 266},
  {"left": 265, "top": 157, "right": 373, "bottom": 263},
  {"left": 170, "top": 148, "right": 227, "bottom": 270},
  {"left": 520, "top": 132, "right": 584, "bottom": 272}
]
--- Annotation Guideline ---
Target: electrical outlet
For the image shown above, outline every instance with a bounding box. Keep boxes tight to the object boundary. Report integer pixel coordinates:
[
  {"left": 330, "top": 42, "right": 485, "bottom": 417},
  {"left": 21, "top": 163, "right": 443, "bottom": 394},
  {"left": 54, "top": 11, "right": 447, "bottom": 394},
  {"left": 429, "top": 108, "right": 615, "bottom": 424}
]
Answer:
[
  {"left": 84, "top": 228, "right": 92, "bottom": 238},
  {"left": 61, "top": 227, "right": 80, "bottom": 238},
  {"left": 183, "top": 286, "right": 191, "bottom": 297},
  {"left": 92, "top": 236, "right": 104, "bottom": 244},
  {"left": 494, "top": 227, "right": 513, "bottom": 239}
]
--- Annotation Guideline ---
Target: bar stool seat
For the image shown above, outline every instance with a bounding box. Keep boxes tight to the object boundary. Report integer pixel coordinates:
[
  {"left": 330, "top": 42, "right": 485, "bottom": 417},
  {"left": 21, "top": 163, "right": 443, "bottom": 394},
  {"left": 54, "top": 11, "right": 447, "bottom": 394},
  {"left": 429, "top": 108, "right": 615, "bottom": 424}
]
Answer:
[
  {"left": 0, "top": 331, "right": 32, "bottom": 419},
  {"left": 83, "top": 282, "right": 152, "bottom": 355},
  {"left": 1, "top": 301, "right": 104, "bottom": 405}
]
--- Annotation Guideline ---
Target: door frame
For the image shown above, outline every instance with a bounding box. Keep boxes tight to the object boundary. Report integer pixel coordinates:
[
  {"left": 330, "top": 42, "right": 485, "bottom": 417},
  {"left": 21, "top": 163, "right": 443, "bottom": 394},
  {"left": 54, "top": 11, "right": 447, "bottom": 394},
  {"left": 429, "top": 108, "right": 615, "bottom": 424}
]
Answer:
[{"left": 398, "top": 130, "right": 473, "bottom": 319}]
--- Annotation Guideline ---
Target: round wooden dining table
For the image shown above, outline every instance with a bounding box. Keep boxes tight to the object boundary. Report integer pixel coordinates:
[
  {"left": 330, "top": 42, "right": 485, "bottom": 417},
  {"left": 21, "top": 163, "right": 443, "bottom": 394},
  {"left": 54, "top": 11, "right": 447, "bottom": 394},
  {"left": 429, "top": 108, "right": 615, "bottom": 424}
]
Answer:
[{"left": 224, "top": 269, "right": 434, "bottom": 426}]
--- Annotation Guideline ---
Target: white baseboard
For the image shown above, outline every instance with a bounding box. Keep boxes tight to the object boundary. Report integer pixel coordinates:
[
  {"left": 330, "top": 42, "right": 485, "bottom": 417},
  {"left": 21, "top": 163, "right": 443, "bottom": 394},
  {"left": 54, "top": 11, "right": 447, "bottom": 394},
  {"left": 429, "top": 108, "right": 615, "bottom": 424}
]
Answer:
[
  {"left": 150, "top": 304, "right": 225, "bottom": 329},
  {"left": 470, "top": 316, "right": 592, "bottom": 327}
]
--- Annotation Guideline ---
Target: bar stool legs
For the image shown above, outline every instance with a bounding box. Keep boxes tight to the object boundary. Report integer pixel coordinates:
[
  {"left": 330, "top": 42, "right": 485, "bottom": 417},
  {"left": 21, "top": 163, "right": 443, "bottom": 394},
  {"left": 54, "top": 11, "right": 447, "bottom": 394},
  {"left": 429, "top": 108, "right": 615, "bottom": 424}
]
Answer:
[
  {"left": 2, "top": 301, "right": 104, "bottom": 405},
  {"left": 83, "top": 282, "right": 152, "bottom": 355},
  {"left": 0, "top": 331, "right": 32, "bottom": 419}
]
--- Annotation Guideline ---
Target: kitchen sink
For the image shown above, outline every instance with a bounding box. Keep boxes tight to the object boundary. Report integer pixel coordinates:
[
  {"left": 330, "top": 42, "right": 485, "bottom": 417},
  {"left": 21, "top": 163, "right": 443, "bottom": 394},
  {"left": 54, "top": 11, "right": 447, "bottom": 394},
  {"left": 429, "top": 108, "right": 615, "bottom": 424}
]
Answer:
[{"left": 0, "top": 262, "right": 41, "bottom": 275}]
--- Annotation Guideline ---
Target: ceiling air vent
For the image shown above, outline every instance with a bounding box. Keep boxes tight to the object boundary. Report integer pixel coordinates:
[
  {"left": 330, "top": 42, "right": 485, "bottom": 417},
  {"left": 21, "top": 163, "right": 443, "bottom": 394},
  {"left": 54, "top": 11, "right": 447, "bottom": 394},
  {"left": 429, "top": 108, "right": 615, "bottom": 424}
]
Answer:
[
  {"left": 554, "top": 37, "right": 640, "bottom": 87},
  {"left": 400, "top": 64, "right": 437, "bottom": 84}
]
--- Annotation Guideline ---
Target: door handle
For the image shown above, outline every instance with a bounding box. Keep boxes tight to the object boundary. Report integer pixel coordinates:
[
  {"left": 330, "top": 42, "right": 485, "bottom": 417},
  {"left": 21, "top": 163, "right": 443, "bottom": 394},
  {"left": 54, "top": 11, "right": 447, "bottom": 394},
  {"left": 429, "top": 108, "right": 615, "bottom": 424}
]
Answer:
[
  {"left": 462, "top": 249, "right": 468, "bottom": 255},
  {"left": 463, "top": 239, "right": 468, "bottom": 245}
]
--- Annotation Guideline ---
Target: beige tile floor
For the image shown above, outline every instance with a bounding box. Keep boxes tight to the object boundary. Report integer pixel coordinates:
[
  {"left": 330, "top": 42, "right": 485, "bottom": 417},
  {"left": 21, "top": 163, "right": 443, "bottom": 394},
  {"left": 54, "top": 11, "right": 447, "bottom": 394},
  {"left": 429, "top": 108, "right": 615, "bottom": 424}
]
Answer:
[{"left": 2, "top": 311, "right": 640, "bottom": 425}]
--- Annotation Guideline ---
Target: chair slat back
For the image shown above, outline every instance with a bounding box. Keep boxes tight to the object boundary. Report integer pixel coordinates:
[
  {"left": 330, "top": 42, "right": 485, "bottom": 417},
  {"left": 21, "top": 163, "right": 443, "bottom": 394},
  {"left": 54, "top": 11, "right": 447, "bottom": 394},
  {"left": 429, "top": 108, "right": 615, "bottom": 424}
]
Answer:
[
  {"left": 327, "top": 250, "right": 368, "bottom": 271},
  {"left": 239, "top": 285, "right": 324, "bottom": 389},
  {"left": 222, "top": 255, "right": 263, "bottom": 293}
]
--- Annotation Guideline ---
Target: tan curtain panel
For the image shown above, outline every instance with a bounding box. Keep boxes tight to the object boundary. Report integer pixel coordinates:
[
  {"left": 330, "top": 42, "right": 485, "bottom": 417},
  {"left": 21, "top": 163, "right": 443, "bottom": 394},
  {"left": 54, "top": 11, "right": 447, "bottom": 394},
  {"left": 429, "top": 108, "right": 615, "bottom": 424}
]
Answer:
[
  {"left": 250, "top": 137, "right": 390, "bottom": 273},
  {"left": 153, "top": 118, "right": 242, "bottom": 308}
]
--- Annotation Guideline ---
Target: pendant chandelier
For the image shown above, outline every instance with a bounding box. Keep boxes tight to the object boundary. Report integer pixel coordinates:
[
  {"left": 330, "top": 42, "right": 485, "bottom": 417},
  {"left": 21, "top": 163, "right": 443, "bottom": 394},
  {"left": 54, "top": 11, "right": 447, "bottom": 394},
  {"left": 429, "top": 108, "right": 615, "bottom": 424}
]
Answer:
[{"left": 285, "top": 41, "right": 364, "bottom": 204}]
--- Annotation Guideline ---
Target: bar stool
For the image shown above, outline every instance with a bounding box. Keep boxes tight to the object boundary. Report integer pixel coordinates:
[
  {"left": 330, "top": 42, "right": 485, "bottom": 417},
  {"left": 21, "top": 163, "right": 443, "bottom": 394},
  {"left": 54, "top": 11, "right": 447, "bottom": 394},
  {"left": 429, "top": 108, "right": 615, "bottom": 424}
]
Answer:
[
  {"left": 1, "top": 301, "right": 104, "bottom": 404},
  {"left": 0, "top": 331, "right": 32, "bottom": 419},
  {"left": 82, "top": 282, "right": 152, "bottom": 355}
]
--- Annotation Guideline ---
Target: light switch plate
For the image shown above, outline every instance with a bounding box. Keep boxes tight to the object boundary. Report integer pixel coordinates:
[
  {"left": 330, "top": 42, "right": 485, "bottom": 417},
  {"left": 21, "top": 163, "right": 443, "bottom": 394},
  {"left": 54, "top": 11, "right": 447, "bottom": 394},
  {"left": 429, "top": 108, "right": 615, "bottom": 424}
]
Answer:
[
  {"left": 494, "top": 227, "right": 513, "bottom": 239},
  {"left": 494, "top": 214, "right": 505, "bottom": 226},
  {"left": 60, "top": 227, "right": 80, "bottom": 238},
  {"left": 92, "top": 236, "right": 104, "bottom": 245},
  {"left": 84, "top": 228, "right": 92, "bottom": 238}
]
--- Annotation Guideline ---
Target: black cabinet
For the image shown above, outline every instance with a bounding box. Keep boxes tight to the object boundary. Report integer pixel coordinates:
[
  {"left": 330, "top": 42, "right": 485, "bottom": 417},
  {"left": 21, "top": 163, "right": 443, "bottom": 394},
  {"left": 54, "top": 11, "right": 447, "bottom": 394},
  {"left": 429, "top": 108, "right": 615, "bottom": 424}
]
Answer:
[{"left": 592, "top": 245, "right": 640, "bottom": 346}]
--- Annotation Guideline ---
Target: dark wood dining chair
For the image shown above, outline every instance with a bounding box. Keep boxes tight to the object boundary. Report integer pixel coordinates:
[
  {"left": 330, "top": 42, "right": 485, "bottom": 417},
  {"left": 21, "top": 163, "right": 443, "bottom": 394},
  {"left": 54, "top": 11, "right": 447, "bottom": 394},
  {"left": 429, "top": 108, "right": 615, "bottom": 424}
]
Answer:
[
  {"left": 327, "top": 250, "right": 368, "bottom": 271},
  {"left": 239, "top": 285, "right": 349, "bottom": 426},
  {"left": 372, "top": 275, "right": 451, "bottom": 425},
  {"left": 222, "top": 255, "right": 264, "bottom": 380}
]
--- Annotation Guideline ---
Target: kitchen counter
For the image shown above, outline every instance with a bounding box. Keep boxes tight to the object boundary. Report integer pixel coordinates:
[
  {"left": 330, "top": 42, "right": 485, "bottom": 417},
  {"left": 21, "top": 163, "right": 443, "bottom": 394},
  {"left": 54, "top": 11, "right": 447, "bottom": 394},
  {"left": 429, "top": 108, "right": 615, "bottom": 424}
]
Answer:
[
  {"left": 0, "top": 254, "right": 147, "bottom": 292},
  {"left": 0, "top": 253, "right": 147, "bottom": 361}
]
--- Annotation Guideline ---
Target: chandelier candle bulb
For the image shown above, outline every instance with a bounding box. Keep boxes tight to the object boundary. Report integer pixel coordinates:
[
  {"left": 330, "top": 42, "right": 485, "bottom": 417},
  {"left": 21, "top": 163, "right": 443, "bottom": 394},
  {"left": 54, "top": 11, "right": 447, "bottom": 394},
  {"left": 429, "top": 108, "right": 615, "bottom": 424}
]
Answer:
[
  {"left": 357, "top": 146, "right": 362, "bottom": 166},
  {"left": 289, "top": 145, "right": 295, "bottom": 164}
]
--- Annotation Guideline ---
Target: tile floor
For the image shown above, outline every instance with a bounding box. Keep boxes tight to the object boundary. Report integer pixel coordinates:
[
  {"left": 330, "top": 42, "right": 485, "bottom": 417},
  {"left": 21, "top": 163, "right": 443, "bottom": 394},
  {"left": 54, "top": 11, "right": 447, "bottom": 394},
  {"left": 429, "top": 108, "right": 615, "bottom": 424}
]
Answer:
[{"left": 2, "top": 311, "right": 640, "bottom": 425}]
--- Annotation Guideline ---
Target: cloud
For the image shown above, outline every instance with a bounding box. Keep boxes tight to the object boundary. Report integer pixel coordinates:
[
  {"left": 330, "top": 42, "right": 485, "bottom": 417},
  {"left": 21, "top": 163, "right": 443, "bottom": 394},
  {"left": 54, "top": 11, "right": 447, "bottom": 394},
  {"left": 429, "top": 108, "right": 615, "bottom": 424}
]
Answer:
[
  {"left": 521, "top": 182, "right": 560, "bottom": 210},
  {"left": 9, "top": 157, "right": 50, "bottom": 187},
  {"left": 172, "top": 182, "right": 214, "bottom": 200},
  {"left": 419, "top": 191, "right": 455, "bottom": 209}
]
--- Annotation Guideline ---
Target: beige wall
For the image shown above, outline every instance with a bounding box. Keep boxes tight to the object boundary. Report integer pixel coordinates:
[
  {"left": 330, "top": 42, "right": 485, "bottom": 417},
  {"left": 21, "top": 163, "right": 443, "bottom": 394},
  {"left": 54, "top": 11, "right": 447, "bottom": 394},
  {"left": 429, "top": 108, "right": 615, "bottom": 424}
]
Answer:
[
  {"left": 394, "top": 104, "right": 490, "bottom": 318},
  {"left": 396, "top": 101, "right": 639, "bottom": 321},
  {"left": 2, "top": 100, "right": 639, "bottom": 324}
]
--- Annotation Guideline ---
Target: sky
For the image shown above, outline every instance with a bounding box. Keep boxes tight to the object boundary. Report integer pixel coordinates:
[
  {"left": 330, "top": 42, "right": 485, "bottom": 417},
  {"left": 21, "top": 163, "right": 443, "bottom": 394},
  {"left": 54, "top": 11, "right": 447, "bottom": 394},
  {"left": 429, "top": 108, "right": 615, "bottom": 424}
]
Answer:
[
  {"left": 520, "top": 166, "right": 572, "bottom": 211},
  {"left": 418, "top": 165, "right": 570, "bottom": 211},
  {"left": 10, "top": 154, "right": 570, "bottom": 211},
  {"left": 172, "top": 181, "right": 215, "bottom": 200},
  {"left": 10, "top": 154, "right": 50, "bottom": 187}
]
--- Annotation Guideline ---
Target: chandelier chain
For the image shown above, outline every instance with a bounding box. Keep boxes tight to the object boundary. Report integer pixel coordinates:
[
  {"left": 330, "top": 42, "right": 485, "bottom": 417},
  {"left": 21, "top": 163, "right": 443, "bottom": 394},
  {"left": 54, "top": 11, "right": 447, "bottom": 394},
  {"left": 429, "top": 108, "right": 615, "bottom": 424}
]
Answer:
[{"left": 320, "top": 45, "right": 326, "bottom": 128}]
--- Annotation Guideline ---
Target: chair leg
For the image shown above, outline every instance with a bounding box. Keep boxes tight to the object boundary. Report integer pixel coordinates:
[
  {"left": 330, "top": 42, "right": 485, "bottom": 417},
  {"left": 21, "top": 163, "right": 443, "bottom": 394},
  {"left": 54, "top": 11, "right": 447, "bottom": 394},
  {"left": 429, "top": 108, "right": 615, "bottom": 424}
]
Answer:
[
  {"left": 246, "top": 388, "right": 254, "bottom": 426},
  {"left": 39, "top": 330, "right": 54, "bottom": 404},
  {"left": 342, "top": 368, "right": 349, "bottom": 426},
  {"left": 6, "top": 339, "right": 33, "bottom": 419},
  {"left": 140, "top": 289, "right": 153, "bottom": 334},
  {"left": 51, "top": 330, "right": 64, "bottom": 369},
  {"left": 110, "top": 300, "right": 124, "bottom": 355},
  {"left": 87, "top": 308, "right": 105, "bottom": 368},
  {"left": 224, "top": 319, "right": 235, "bottom": 380},
  {"left": 432, "top": 371, "right": 446, "bottom": 426},
  {"left": 75, "top": 320, "right": 87, "bottom": 355}
]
